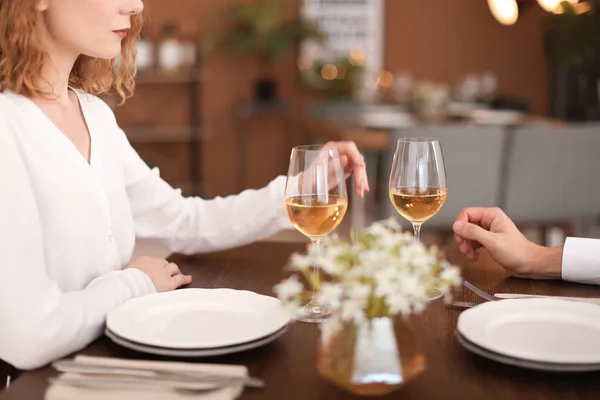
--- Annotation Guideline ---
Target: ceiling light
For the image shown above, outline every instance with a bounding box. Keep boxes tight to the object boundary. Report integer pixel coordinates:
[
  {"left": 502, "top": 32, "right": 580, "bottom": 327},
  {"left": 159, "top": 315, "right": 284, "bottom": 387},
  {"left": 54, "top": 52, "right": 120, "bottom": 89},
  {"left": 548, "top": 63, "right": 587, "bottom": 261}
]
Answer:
[{"left": 488, "top": 0, "right": 519, "bottom": 25}]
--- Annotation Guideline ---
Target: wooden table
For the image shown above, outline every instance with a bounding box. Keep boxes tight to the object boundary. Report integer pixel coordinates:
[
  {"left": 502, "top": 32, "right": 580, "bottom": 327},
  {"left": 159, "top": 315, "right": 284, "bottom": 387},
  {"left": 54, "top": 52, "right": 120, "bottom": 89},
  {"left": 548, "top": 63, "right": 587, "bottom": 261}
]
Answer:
[{"left": 3, "top": 241, "right": 600, "bottom": 400}]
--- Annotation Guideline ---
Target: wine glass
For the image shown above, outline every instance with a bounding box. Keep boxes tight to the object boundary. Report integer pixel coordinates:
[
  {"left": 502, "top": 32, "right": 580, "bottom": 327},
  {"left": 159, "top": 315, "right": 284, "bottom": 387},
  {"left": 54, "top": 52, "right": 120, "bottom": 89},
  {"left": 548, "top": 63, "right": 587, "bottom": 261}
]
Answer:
[
  {"left": 389, "top": 138, "right": 447, "bottom": 299},
  {"left": 285, "top": 145, "right": 349, "bottom": 323}
]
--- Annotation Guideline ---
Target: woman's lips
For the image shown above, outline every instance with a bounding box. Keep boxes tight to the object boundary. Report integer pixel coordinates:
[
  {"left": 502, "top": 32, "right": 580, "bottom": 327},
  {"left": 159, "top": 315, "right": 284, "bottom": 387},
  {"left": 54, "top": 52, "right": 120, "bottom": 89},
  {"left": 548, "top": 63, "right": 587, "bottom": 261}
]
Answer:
[{"left": 113, "top": 29, "right": 129, "bottom": 39}]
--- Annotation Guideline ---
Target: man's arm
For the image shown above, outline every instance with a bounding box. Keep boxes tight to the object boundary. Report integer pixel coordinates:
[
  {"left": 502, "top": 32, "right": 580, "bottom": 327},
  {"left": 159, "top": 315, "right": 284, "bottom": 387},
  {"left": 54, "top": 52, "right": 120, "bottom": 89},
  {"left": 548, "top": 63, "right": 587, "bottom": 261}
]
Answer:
[{"left": 560, "top": 237, "right": 600, "bottom": 285}]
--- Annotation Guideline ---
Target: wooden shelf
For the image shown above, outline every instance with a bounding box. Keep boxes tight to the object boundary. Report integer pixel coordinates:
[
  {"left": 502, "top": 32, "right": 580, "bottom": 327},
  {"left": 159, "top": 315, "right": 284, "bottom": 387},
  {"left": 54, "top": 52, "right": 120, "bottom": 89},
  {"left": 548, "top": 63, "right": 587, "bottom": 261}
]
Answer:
[
  {"left": 124, "top": 126, "right": 203, "bottom": 143},
  {"left": 135, "top": 69, "right": 202, "bottom": 85}
]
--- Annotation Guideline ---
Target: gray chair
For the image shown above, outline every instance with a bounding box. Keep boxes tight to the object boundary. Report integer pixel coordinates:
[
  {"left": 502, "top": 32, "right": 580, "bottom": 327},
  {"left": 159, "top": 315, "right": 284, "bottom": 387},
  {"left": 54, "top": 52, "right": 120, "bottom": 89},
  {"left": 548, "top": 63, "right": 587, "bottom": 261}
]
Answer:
[
  {"left": 503, "top": 124, "right": 600, "bottom": 230},
  {"left": 382, "top": 125, "right": 508, "bottom": 229}
]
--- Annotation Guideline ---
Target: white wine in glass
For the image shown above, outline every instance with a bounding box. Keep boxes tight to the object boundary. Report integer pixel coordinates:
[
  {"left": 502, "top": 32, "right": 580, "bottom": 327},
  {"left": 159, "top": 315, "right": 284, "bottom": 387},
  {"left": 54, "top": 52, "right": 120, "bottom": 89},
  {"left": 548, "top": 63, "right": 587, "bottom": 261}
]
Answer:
[
  {"left": 285, "top": 145, "right": 348, "bottom": 323},
  {"left": 389, "top": 138, "right": 447, "bottom": 300},
  {"left": 286, "top": 195, "right": 347, "bottom": 239},
  {"left": 389, "top": 187, "right": 447, "bottom": 225}
]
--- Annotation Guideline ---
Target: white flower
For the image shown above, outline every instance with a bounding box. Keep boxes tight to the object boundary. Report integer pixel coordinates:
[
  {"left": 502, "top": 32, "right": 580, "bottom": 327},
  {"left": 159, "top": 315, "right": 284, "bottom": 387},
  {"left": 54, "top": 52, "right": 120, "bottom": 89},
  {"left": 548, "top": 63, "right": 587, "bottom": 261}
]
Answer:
[
  {"left": 412, "top": 301, "right": 427, "bottom": 314},
  {"left": 281, "top": 299, "right": 307, "bottom": 321},
  {"left": 317, "top": 283, "right": 344, "bottom": 309},
  {"left": 316, "top": 255, "right": 342, "bottom": 276},
  {"left": 319, "top": 315, "right": 342, "bottom": 346},
  {"left": 357, "top": 250, "right": 387, "bottom": 277},
  {"left": 341, "top": 299, "right": 366, "bottom": 325},
  {"left": 386, "top": 292, "right": 412, "bottom": 316},
  {"left": 441, "top": 267, "right": 462, "bottom": 286},
  {"left": 364, "top": 223, "right": 390, "bottom": 237},
  {"left": 273, "top": 219, "right": 462, "bottom": 323},
  {"left": 273, "top": 275, "right": 303, "bottom": 301},
  {"left": 400, "top": 243, "right": 431, "bottom": 269},
  {"left": 347, "top": 282, "right": 371, "bottom": 303},
  {"left": 429, "top": 245, "right": 440, "bottom": 257},
  {"left": 380, "top": 217, "right": 402, "bottom": 231},
  {"left": 288, "top": 253, "right": 311, "bottom": 271},
  {"left": 373, "top": 268, "right": 399, "bottom": 297},
  {"left": 399, "top": 274, "right": 428, "bottom": 299},
  {"left": 378, "top": 233, "right": 406, "bottom": 250},
  {"left": 374, "top": 276, "right": 399, "bottom": 298}
]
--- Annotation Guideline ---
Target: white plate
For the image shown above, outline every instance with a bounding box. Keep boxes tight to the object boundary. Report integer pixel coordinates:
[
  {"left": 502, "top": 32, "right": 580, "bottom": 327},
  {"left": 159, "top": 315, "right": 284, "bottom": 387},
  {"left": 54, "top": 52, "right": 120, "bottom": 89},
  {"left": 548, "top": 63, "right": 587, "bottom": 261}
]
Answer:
[
  {"left": 359, "top": 110, "right": 414, "bottom": 128},
  {"left": 105, "top": 326, "right": 287, "bottom": 358},
  {"left": 106, "top": 289, "right": 290, "bottom": 349},
  {"left": 457, "top": 298, "right": 600, "bottom": 364},
  {"left": 454, "top": 331, "right": 600, "bottom": 372},
  {"left": 470, "top": 109, "right": 524, "bottom": 126}
]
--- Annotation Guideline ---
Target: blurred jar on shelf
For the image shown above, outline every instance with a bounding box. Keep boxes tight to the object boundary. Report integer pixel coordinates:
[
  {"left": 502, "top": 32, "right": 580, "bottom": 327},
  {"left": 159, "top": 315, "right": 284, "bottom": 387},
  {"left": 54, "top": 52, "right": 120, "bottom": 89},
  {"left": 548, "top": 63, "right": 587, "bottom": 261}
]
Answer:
[
  {"left": 454, "top": 74, "right": 481, "bottom": 103},
  {"left": 480, "top": 71, "right": 498, "bottom": 104},
  {"left": 136, "top": 27, "right": 154, "bottom": 72},
  {"left": 179, "top": 21, "right": 198, "bottom": 69},
  {"left": 158, "top": 23, "right": 184, "bottom": 72},
  {"left": 392, "top": 71, "right": 414, "bottom": 104},
  {"left": 414, "top": 81, "right": 450, "bottom": 121}
]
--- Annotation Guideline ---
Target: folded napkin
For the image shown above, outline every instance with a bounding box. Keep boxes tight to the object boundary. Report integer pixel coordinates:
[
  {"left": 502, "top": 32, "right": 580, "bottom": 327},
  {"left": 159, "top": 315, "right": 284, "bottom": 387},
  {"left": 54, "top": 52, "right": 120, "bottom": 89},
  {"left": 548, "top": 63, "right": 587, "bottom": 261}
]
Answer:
[{"left": 45, "top": 355, "right": 247, "bottom": 400}]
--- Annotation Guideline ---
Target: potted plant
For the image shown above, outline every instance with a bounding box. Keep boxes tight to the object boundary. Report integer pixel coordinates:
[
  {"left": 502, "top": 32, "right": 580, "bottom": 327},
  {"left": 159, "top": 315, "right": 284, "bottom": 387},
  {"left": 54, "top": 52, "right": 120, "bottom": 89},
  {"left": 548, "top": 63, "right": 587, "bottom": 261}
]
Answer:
[
  {"left": 273, "top": 218, "right": 462, "bottom": 396},
  {"left": 298, "top": 57, "right": 365, "bottom": 99},
  {"left": 202, "top": 0, "right": 324, "bottom": 103},
  {"left": 544, "top": 0, "right": 600, "bottom": 119}
]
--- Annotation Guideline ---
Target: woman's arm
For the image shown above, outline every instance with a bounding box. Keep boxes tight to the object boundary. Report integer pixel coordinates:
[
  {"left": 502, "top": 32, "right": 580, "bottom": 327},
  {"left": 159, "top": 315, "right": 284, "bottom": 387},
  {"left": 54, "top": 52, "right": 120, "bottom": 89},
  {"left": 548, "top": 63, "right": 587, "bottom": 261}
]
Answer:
[
  {"left": 114, "top": 125, "right": 292, "bottom": 254},
  {"left": 0, "top": 121, "right": 156, "bottom": 370}
]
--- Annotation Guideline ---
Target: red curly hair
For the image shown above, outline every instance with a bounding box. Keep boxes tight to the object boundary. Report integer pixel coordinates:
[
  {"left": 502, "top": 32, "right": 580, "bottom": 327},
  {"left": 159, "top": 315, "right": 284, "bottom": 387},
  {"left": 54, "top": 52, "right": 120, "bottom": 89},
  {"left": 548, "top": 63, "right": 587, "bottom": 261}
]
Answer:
[{"left": 0, "top": 0, "right": 143, "bottom": 103}]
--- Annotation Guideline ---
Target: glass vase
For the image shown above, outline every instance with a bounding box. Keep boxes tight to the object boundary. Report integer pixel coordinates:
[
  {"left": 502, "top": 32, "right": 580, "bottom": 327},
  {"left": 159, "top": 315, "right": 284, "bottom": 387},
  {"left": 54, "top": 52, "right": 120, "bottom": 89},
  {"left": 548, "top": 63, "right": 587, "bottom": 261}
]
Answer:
[{"left": 317, "top": 317, "right": 426, "bottom": 396}]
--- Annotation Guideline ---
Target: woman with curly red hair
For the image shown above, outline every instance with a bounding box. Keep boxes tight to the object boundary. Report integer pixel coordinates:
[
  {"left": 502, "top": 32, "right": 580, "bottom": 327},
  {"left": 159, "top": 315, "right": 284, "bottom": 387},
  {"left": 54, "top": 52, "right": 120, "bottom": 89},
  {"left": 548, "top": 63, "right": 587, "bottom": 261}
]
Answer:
[{"left": 0, "top": 0, "right": 369, "bottom": 384}]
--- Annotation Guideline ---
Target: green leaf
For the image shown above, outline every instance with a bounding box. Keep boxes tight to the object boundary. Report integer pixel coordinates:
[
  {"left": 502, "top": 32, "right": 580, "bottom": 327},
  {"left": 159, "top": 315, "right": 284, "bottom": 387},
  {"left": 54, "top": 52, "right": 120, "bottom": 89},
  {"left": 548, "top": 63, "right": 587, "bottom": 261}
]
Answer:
[
  {"left": 543, "top": 0, "right": 600, "bottom": 70},
  {"left": 200, "top": 32, "right": 221, "bottom": 56},
  {"left": 226, "top": 32, "right": 255, "bottom": 58},
  {"left": 201, "top": 0, "right": 326, "bottom": 65}
]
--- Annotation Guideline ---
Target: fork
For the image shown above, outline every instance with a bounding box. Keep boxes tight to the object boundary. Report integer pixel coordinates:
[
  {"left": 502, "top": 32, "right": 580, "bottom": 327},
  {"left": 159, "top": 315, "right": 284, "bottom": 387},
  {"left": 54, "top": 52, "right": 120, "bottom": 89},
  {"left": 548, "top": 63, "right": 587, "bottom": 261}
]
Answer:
[
  {"left": 445, "top": 301, "right": 481, "bottom": 310},
  {"left": 463, "top": 280, "right": 500, "bottom": 302}
]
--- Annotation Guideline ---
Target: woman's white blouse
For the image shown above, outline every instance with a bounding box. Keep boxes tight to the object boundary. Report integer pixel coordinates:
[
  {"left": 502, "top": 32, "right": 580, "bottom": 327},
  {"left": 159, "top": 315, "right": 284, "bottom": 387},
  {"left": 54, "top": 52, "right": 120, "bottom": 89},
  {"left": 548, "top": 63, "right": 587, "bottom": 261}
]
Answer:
[{"left": 0, "top": 90, "right": 290, "bottom": 369}]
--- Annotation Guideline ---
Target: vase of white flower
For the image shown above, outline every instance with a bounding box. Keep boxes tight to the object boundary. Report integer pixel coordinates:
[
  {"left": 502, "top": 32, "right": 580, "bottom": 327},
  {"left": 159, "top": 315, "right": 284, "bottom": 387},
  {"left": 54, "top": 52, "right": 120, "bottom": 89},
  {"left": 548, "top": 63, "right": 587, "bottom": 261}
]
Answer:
[
  {"left": 317, "top": 316, "right": 424, "bottom": 396},
  {"left": 274, "top": 218, "right": 462, "bottom": 396}
]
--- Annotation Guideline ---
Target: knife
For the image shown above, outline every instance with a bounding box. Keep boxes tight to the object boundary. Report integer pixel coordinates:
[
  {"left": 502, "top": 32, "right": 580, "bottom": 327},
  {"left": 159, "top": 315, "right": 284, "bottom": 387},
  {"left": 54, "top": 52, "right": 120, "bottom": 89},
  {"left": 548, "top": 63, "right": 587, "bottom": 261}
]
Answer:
[
  {"left": 52, "top": 360, "right": 265, "bottom": 388},
  {"left": 494, "top": 293, "right": 600, "bottom": 305},
  {"left": 49, "top": 376, "right": 223, "bottom": 394}
]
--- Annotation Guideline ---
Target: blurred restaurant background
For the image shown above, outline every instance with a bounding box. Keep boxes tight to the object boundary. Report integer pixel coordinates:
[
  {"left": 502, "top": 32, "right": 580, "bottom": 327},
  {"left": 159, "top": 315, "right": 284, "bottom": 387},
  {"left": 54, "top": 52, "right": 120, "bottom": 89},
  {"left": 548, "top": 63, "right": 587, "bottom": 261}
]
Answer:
[{"left": 111, "top": 0, "right": 600, "bottom": 251}]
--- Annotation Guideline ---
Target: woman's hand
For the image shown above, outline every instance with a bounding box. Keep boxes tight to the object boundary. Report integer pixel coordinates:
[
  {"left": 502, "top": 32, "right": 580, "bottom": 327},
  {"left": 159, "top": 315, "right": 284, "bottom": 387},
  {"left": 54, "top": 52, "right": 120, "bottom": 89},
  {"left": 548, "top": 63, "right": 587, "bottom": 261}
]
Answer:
[
  {"left": 126, "top": 256, "right": 192, "bottom": 292},
  {"left": 322, "top": 141, "right": 370, "bottom": 197}
]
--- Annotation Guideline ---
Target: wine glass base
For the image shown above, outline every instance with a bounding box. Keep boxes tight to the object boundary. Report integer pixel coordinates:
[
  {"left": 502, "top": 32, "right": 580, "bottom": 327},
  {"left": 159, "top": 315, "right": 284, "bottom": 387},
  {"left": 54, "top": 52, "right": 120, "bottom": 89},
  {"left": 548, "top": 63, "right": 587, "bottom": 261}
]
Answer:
[
  {"left": 427, "top": 287, "right": 444, "bottom": 301},
  {"left": 298, "top": 301, "right": 332, "bottom": 323}
]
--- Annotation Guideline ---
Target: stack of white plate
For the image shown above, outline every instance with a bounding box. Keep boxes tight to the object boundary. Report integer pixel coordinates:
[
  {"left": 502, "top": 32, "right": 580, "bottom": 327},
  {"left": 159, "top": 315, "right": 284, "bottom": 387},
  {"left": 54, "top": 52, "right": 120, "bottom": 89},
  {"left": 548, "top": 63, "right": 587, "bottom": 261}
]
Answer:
[
  {"left": 469, "top": 109, "right": 524, "bottom": 126},
  {"left": 456, "top": 298, "right": 600, "bottom": 372},
  {"left": 105, "top": 289, "right": 290, "bottom": 357},
  {"left": 359, "top": 107, "right": 415, "bottom": 129}
]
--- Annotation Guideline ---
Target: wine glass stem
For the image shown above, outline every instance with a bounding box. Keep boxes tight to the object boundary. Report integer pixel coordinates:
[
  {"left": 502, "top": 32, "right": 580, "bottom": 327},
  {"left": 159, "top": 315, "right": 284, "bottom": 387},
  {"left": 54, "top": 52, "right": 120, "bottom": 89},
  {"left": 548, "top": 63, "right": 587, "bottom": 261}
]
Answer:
[
  {"left": 412, "top": 223, "right": 422, "bottom": 241},
  {"left": 310, "top": 238, "right": 320, "bottom": 303}
]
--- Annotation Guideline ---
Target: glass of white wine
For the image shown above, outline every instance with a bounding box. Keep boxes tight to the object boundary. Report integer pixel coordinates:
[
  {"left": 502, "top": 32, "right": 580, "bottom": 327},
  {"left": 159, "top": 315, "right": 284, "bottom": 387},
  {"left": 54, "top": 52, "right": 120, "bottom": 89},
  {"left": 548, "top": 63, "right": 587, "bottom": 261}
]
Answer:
[
  {"left": 285, "top": 145, "right": 349, "bottom": 323},
  {"left": 389, "top": 138, "right": 447, "bottom": 299}
]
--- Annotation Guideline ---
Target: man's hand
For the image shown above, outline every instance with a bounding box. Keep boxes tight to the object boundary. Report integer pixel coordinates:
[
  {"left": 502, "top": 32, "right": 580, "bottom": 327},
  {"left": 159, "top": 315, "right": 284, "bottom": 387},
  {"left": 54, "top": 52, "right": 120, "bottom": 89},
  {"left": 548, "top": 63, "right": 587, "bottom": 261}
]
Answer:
[{"left": 452, "top": 207, "right": 562, "bottom": 279}]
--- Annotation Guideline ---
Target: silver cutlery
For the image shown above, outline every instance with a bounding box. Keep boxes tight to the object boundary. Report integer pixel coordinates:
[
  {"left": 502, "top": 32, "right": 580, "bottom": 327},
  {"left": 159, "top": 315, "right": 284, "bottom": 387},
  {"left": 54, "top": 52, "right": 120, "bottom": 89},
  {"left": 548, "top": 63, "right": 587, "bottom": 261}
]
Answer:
[
  {"left": 494, "top": 293, "right": 600, "bottom": 305},
  {"left": 445, "top": 301, "right": 481, "bottom": 310},
  {"left": 463, "top": 280, "right": 500, "bottom": 302},
  {"left": 52, "top": 360, "right": 265, "bottom": 388},
  {"left": 49, "top": 376, "right": 223, "bottom": 396}
]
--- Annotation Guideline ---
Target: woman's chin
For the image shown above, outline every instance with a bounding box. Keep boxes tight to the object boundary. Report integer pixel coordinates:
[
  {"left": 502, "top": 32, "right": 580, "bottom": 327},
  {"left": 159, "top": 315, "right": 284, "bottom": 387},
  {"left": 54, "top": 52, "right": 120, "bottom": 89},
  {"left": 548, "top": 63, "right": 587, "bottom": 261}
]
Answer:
[{"left": 83, "top": 46, "right": 122, "bottom": 61}]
